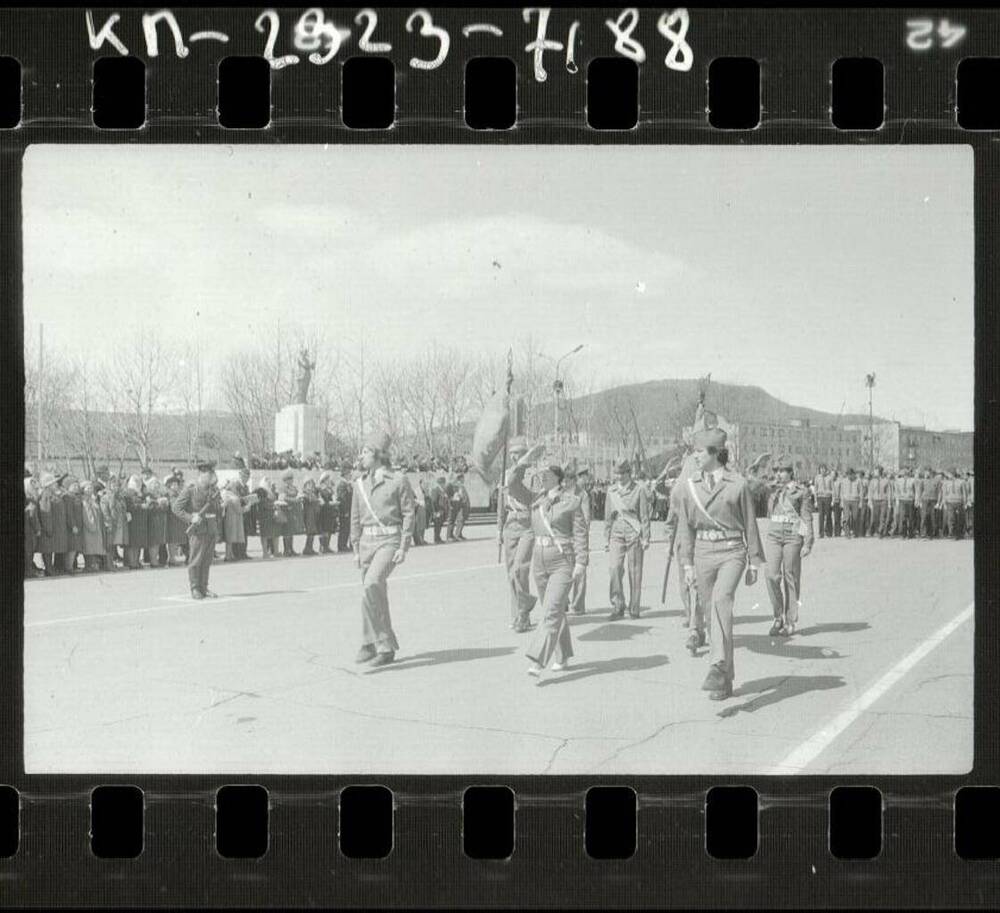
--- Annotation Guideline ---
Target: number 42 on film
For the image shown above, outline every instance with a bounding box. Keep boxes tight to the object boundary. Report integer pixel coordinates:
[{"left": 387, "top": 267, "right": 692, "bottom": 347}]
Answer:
[{"left": 85, "top": 7, "right": 695, "bottom": 79}]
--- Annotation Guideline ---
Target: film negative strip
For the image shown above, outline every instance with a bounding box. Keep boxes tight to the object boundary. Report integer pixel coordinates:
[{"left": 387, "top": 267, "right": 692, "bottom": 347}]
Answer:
[{"left": 1, "top": 5, "right": 996, "bottom": 908}]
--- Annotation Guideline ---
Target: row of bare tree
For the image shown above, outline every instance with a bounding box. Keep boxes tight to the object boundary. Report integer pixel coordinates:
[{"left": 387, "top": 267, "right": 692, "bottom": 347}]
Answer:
[{"left": 26, "top": 324, "right": 646, "bottom": 475}]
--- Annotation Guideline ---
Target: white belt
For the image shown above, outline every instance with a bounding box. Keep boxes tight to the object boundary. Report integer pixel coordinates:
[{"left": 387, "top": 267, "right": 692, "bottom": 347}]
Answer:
[
  {"left": 695, "top": 529, "right": 742, "bottom": 542},
  {"left": 536, "top": 536, "right": 570, "bottom": 548},
  {"left": 362, "top": 525, "right": 400, "bottom": 536},
  {"left": 769, "top": 514, "right": 797, "bottom": 523}
]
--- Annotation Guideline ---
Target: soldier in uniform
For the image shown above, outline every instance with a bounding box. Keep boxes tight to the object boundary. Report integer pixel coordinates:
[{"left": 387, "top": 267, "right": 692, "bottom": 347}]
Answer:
[
  {"left": 831, "top": 470, "right": 843, "bottom": 537},
  {"left": 763, "top": 458, "right": 814, "bottom": 637},
  {"left": 867, "top": 467, "right": 889, "bottom": 537},
  {"left": 676, "top": 428, "right": 765, "bottom": 701},
  {"left": 839, "top": 469, "right": 861, "bottom": 539},
  {"left": 666, "top": 472, "right": 706, "bottom": 654},
  {"left": 498, "top": 436, "right": 538, "bottom": 632},
  {"left": 604, "top": 460, "right": 651, "bottom": 620},
  {"left": 171, "top": 460, "right": 222, "bottom": 599},
  {"left": 505, "top": 443, "right": 589, "bottom": 678},
  {"left": 893, "top": 468, "right": 916, "bottom": 538},
  {"left": 351, "top": 432, "right": 415, "bottom": 668},
  {"left": 448, "top": 474, "right": 471, "bottom": 541},
  {"left": 568, "top": 465, "right": 593, "bottom": 615},
  {"left": 429, "top": 474, "right": 449, "bottom": 544},
  {"left": 964, "top": 470, "right": 974, "bottom": 538},
  {"left": 917, "top": 467, "right": 941, "bottom": 539},
  {"left": 812, "top": 465, "right": 834, "bottom": 538},
  {"left": 941, "top": 469, "right": 968, "bottom": 539}
]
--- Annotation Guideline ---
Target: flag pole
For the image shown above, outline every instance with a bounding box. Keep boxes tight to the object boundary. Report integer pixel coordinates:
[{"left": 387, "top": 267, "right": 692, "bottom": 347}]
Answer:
[{"left": 497, "top": 348, "right": 514, "bottom": 564}]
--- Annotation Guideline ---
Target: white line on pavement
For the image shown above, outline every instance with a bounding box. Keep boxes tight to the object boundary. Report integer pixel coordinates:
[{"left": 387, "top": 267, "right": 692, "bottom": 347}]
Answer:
[
  {"left": 767, "top": 601, "right": 974, "bottom": 775},
  {"left": 25, "top": 562, "right": 504, "bottom": 629}
]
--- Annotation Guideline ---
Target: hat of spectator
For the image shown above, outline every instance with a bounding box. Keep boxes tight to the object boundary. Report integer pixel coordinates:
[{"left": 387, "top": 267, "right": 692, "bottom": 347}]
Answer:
[
  {"left": 364, "top": 430, "right": 391, "bottom": 453},
  {"left": 318, "top": 470, "right": 334, "bottom": 485}
]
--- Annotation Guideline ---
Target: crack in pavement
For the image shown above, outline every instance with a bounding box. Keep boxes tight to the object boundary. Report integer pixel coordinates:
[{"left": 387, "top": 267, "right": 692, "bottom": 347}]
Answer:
[
  {"left": 542, "top": 739, "right": 570, "bottom": 774},
  {"left": 593, "top": 718, "right": 706, "bottom": 769}
]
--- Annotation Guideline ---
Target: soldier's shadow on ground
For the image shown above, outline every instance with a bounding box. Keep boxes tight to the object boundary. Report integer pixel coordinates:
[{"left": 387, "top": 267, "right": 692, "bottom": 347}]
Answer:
[
  {"left": 536, "top": 653, "right": 670, "bottom": 687},
  {"left": 568, "top": 608, "right": 679, "bottom": 627},
  {"left": 229, "top": 589, "right": 310, "bottom": 597},
  {"left": 733, "top": 614, "right": 774, "bottom": 625},
  {"left": 717, "top": 674, "right": 846, "bottom": 717},
  {"left": 734, "top": 633, "right": 846, "bottom": 660},
  {"left": 366, "top": 646, "right": 517, "bottom": 673},
  {"left": 795, "top": 621, "right": 871, "bottom": 636},
  {"left": 578, "top": 623, "right": 654, "bottom": 642}
]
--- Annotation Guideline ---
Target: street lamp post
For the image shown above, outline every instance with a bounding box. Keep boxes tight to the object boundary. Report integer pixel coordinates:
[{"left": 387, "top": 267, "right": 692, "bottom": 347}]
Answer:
[
  {"left": 549, "top": 344, "right": 584, "bottom": 457},
  {"left": 865, "top": 372, "right": 876, "bottom": 472}
]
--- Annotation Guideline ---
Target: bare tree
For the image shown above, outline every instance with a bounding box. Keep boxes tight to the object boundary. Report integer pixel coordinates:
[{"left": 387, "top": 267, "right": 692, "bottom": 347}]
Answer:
[
  {"left": 98, "top": 331, "right": 177, "bottom": 470},
  {"left": 220, "top": 350, "right": 280, "bottom": 458}
]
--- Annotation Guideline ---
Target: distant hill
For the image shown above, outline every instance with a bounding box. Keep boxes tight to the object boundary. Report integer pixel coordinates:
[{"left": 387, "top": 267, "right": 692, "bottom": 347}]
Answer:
[{"left": 542, "top": 377, "right": 882, "bottom": 445}]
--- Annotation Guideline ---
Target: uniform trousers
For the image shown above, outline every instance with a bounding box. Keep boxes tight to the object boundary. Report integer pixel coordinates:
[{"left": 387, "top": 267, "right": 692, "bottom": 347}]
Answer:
[
  {"left": 764, "top": 525, "right": 803, "bottom": 626},
  {"left": 919, "top": 500, "right": 938, "bottom": 538},
  {"left": 608, "top": 529, "right": 644, "bottom": 616},
  {"left": 432, "top": 511, "right": 446, "bottom": 543},
  {"left": 832, "top": 502, "right": 842, "bottom": 536},
  {"left": 894, "top": 501, "right": 915, "bottom": 538},
  {"left": 358, "top": 532, "right": 401, "bottom": 654},
  {"left": 502, "top": 524, "right": 536, "bottom": 624},
  {"left": 525, "top": 543, "right": 575, "bottom": 668},
  {"left": 676, "top": 536, "right": 702, "bottom": 630},
  {"left": 693, "top": 539, "right": 747, "bottom": 683},
  {"left": 187, "top": 520, "right": 218, "bottom": 594},
  {"left": 869, "top": 500, "right": 886, "bottom": 536},
  {"left": 944, "top": 502, "right": 965, "bottom": 539},
  {"left": 816, "top": 496, "right": 833, "bottom": 538},
  {"left": 965, "top": 505, "right": 974, "bottom": 538},
  {"left": 568, "top": 565, "right": 587, "bottom": 614},
  {"left": 448, "top": 505, "right": 466, "bottom": 539},
  {"left": 413, "top": 504, "right": 427, "bottom": 545},
  {"left": 842, "top": 500, "right": 859, "bottom": 537}
]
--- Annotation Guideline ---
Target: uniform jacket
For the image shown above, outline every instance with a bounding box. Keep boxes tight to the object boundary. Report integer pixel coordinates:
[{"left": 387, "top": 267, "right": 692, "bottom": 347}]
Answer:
[
  {"left": 837, "top": 477, "right": 863, "bottom": 501},
  {"left": 429, "top": 484, "right": 450, "bottom": 520},
  {"left": 916, "top": 476, "right": 941, "bottom": 503},
  {"left": 813, "top": 473, "right": 834, "bottom": 497},
  {"left": 349, "top": 466, "right": 416, "bottom": 549},
  {"left": 604, "top": 480, "right": 651, "bottom": 546},
  {"left": 942, "top": 478, "right": 969, "bottom": 504},
  {"left": 221, "top": 489, "right": 248, "bottom": 543},
  {"left": 868, "top": 477, "right": 892, "bottom": 502},
  {"left": 506, "top": 464, "right": 589, "bottom": 564},
  {"left": 675, "top": 469, "right": 766, "bottom": 569},
  {"left": 893, "top": 476, "right": 916, "bottom": 501},
  {"left": 767, "top": 481, "right": 815, "bottom": 549},
  {"left": 65, "top": 493, "right": 85, "bottom": 553},
  {"left": 172, "top": 483, "right": 222, "bottom": 533},
  {"left": 499, "top": 467, "right": 535, "bottom": 534},
  {"left": 100, "top": 489, "right": 129, "bottom": 546}
]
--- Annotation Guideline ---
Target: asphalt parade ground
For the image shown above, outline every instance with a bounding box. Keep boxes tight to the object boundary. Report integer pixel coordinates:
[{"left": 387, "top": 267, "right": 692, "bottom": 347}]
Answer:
[{"left": 24, "top": 527, "right": 973, "bottom": 775}]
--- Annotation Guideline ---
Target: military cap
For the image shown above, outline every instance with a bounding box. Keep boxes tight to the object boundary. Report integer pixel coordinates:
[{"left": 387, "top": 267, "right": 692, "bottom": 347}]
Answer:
[
  {"left": 364, "top": 430, "right": 392, "bottom": 453},
  {"left": 615, "top": 459, "right": 633, "bottom": 474},
  {"left": 693, "top": 427, "right": 727, "bottom": 449},
  {"left": 509, "top": 435, "right": 528, "bottom": 455}
]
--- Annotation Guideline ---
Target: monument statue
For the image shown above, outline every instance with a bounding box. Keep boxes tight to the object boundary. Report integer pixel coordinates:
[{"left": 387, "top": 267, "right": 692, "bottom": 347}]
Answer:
[{"left": 295, "top": 347, "right": 316, "bottom": 405}]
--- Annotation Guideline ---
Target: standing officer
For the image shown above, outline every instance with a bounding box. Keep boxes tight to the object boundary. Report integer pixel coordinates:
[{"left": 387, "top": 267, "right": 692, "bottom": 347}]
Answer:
[
  {"left": 763, "top": 458, "right": 814, "bottom": 637},
  {"left": 868, "top": 467, "right": 890, "bottom": 537},
  {"left": 831, "top": 470, "right": 843, "bottom": 537},
  {"left": 812, "top": 465, "right": 834, "bottom": 538},
  {"left": 505, "top": 443, "right": 589, "bottom": 678},
  {"left": 839, "top": 468, "right": 861, "bottom": 538},
  {"left": 498, "top": 436, "right": 537, "bottom": 632},
  {"left": 568, "top": 466, "right": 593, "bottom": 615},
  {"left": 964, "top": 470, "right": 974, "bottom": 538},
  {"left": 171, "top": 460, "right": 222, "bottom": 599},
  {"left": 941, "top": 469, "right": 968, "bottom": 539},
  {"left": 448, "top": 474, "right": 471, "bottom": 541},
  {"left": 676, "top": 428, "right": 765, "bottom": 701},
  {"left": 604, "top": 460, "right": 651, "bottom": 620},
  {"left": 351, "top": 431, "right": 415, "bottom": 668},
  {"left": 893, "top": 467, "right": 916, "bottom": 538},
  {"left": 429, "top": 474, "right": 449, "bottom": 544},
  {"left": 917, "top": 467, "right": 941, "bottom": 539}
]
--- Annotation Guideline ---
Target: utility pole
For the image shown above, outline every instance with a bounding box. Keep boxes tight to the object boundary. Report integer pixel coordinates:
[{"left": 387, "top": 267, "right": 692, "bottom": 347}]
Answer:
[
  {"left": 866, "top": 372, "right": 876, "bottom": 472},
  {"left": 37, "top": 323, "right": 43, "bottom": 464}
]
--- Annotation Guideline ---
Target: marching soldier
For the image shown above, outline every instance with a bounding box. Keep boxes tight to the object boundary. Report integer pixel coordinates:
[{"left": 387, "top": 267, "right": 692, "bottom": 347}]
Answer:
[
  {"left": 498, "top": 436, "right": 538, "bottom": 632},
  {"left": 505, "top": 443, "right": 589, "bottom": 678},
  {"left": 676, "top": 428, "right": 765, "bottom": 701},
  {"left": 351, "top": 432, "right": 416, "bottom": 668},
  {"left": 171, "top": 460, "right": 222, "bottom": 599},
  {"left": 604, "top": 460, "right": 651, "bottom": 620},
  {"left": 666, "top": 473, "right": 705, "bottom": 655},
  {"left": 763, "top": 458, "right": 814, "bottom": 637},
  {"left": 568, "top": 465, "right": 593, "bottom": 615}
]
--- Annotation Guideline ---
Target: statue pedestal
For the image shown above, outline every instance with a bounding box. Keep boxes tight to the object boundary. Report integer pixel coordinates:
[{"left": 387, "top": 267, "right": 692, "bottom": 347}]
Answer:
[{"left": 274, "top": 404, "right": 326, "bottom": 457}]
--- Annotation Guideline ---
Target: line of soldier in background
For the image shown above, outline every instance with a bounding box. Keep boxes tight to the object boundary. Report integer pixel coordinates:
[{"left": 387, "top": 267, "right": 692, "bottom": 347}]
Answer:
[{"left": 810, "top": 465, "right": 973, "bottom": 541}]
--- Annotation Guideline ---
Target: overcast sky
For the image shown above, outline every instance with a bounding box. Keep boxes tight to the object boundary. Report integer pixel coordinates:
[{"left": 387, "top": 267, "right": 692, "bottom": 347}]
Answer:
[{"left": 23, "top": 144, "right": 974, "bottom": 430}]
